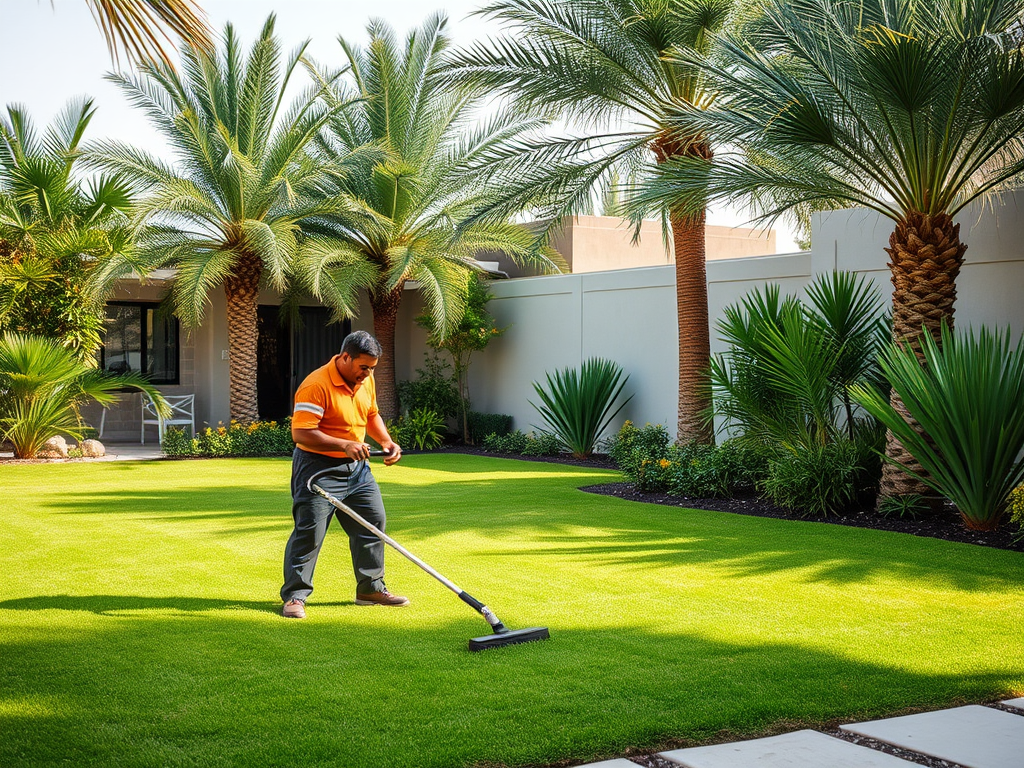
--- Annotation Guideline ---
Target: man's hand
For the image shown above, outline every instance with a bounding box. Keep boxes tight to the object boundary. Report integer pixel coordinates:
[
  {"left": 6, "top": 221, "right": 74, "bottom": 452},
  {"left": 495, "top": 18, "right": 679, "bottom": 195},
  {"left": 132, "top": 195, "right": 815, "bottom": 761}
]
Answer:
[
  {"left": 342, "top": 440, "right": 371, "bottom": 462},
  {"left": 381, "top": 440, "right": 402, "bottom": 466}
]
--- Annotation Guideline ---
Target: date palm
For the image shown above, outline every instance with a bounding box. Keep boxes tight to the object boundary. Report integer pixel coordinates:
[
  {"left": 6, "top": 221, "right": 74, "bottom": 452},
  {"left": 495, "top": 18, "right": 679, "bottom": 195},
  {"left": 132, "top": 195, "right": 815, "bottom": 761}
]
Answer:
[
  {"left": 300, "top": 14, "right": 556, "bottom": 420},
  {"left": 83, "top": 0, "right": 212, "bottom": 67},
  {"left": 641, "top": 0, "right": 1024, "bottom": 497},
  {"left": 86, "top": 15, "right": 370, "bottom": 422},
  {"left": 445, "top": 0, "right": 737, "bottom": 443}
]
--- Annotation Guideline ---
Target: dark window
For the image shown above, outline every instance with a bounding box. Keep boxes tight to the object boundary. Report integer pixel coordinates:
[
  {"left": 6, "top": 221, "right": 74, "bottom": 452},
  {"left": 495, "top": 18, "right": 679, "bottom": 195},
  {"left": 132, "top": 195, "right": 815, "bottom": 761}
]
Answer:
[{"left": 101, "top": 303, "right": 180, "bottom": 384}]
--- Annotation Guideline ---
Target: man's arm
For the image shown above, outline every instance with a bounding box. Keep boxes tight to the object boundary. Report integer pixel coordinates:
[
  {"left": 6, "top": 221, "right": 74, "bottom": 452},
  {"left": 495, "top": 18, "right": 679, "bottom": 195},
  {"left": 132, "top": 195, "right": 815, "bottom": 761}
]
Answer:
[{"left": 365, "top": 413, "right": 402, "bottom": 465}]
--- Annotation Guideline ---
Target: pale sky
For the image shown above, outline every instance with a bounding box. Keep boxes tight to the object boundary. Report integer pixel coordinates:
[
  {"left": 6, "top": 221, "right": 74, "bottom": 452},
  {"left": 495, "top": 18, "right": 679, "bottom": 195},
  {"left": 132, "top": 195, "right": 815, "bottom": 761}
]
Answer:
[{"left": 0, "top": 0, "right": 797, "bottom": 251}]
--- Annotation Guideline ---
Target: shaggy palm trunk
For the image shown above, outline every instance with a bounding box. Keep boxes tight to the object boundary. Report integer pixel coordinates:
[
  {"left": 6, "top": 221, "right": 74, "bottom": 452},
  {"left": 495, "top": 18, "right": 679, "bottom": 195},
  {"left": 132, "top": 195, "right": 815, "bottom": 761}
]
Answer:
[
  {"left": 654, "top": 132, "right": 713, "bottom": 445},
  {"left": 880, "top": 211, "right": 966, "bottom": 500},
  {"left": 370, "top": 283, "right": 404, "bottom": 423},
  {"left": 223, "top": 253, "right": 262, "bottom": 424}
]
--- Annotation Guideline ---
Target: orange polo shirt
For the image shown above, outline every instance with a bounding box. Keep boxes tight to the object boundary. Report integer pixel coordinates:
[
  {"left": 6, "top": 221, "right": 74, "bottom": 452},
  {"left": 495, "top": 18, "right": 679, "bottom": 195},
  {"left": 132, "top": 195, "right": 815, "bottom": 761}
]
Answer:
[{"left": 291, "top": 356, "right": 379, "bottom": 458}]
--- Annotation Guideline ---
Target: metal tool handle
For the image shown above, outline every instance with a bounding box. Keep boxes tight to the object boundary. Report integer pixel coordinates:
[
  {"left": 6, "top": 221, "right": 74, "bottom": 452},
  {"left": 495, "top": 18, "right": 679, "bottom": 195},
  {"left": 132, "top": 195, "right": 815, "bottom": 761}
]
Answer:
[{"left": 309, "top": 482, "right": 507, "bottom": 632}]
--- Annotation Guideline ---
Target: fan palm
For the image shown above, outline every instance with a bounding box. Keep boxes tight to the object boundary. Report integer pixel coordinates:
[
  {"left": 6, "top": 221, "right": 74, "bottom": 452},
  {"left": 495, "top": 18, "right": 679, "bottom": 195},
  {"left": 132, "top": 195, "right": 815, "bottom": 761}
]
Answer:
[
  {"left": 0, "top": 99, "right": 134, "bottom": 358},
  {"left": 85, "top": 15, "right": 367, "bottom": 422},
  {"left": 641, "top": 0, "right": 1024, "bottom": 496},
  {"left": 0, "top": 332, "right": 168, "bottom": 459},
  {"left": 445, "top": 0, "right": 738, "bottom": 443},
  {"left": 299, "top": 14, "right": 556, "bottom": 420}
]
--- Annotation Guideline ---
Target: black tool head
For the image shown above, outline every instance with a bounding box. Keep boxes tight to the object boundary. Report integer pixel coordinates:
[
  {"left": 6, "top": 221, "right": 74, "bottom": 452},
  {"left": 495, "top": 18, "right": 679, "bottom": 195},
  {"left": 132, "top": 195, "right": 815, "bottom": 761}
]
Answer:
[{"left": 468, "top": 626, "right": 550, "bottom": 652}]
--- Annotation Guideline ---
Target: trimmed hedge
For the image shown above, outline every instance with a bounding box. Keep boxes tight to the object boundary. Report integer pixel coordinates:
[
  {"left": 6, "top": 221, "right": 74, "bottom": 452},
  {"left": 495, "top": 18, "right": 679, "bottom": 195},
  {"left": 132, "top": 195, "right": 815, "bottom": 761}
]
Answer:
[{"left": 163, "top": 419, "right": 294, "bottom": 457}]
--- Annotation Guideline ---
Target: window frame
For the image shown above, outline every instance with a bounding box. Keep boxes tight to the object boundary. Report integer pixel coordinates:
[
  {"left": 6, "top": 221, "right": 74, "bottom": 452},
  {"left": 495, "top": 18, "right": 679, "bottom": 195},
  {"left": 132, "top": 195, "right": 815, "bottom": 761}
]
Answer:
[{"left": 100, "top": 301, "right": 181, "bottom": 386}]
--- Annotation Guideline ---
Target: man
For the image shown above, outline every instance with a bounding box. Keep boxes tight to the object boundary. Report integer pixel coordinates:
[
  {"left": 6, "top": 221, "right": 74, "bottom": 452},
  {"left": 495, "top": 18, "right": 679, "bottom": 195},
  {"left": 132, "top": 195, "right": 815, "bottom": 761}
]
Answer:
[{"left": 280, "top": 330, "right": 405, "bottom": 619}]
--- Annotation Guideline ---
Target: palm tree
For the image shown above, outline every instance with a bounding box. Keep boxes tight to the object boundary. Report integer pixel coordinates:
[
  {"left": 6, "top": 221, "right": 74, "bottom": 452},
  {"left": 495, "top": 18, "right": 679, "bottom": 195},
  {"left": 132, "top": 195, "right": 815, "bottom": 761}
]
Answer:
[
  {"left": 0, "top": 332, "right": 167, "bottom": 459},
  {"left": 86, "top": 15, "right": 365, "bottom": 422},
  {"left": 445, "top": 0, "right": 737, "bottom": 443},
  {"left": 83, "top": 0, "right": 212, "bottom": 67},
  {"left": 298, "top": 14, "right": 556, "bottom": 420},
  {"left": 637, "top": 0, "right": 1024, "bottom": 498},
  {"left": 0, "top": 99, "right": 134, "bottom": 358}
]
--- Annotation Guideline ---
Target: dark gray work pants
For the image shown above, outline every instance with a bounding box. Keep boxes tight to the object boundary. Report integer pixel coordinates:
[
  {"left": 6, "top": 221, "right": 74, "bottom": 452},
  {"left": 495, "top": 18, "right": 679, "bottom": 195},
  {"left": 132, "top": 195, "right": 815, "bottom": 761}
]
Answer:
[{"left": 281, "top": 447, "right": 387, "bottom": 602}]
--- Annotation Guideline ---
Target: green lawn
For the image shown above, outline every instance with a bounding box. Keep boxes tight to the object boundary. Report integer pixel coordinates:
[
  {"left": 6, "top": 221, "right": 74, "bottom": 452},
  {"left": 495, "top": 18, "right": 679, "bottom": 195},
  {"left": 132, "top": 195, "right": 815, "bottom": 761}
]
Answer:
[{"left": 0, "top": 454, "right": 1021, "bottom": 767}]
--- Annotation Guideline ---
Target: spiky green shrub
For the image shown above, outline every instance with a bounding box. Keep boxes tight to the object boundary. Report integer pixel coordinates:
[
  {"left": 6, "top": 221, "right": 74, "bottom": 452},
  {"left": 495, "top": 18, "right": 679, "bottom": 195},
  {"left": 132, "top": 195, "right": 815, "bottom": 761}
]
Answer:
[
  {"left": 710, "top": 273, "right": 886, "bottom": 449},
  {"left": 877, "top": 494, "right": 929, "bottom": 519},
  {"left": 0, "top": 332, "right": 166, "bottom": 458},
  {"left": 532, "top": 358, "right": 632, "bottom": 458},
  {"left": 386, "top": 409, "right": 446, "bottom": 451},
  {"left": 851, "top": 325, "right": 1024, "bottom": 531}
]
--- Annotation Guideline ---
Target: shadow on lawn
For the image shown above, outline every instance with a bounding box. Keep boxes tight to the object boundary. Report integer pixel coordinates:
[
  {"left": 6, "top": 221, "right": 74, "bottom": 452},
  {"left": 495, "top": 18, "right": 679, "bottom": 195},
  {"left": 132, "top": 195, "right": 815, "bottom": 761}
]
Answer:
[
  {"left": 0, "top": 610, "right": 1019, "bottom": 768},
  {"left": 0, "top": 594, "right": 360, "bottom": 615},
  {"left": 38, "top": 460, "right": 1020, "bottom": 592}
]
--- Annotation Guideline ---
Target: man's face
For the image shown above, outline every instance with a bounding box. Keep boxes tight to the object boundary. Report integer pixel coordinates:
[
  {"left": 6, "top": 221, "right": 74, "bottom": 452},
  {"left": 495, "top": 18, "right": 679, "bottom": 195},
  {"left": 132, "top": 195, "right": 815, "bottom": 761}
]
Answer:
[{"left": 336, "top": 352, "right": 378, "bottom": 389}]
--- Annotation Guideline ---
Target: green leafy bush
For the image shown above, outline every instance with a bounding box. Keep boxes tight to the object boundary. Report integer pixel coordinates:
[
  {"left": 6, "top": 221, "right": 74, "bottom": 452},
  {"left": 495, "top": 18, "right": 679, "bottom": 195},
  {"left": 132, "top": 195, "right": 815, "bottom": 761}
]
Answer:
[
  {"left": 521, "top": 432, "right": 562, "bottom": 456},
  {"left": 851, "top": 324, "right": 1024, "bottom": 531},
  {"left": 162, "top": 419, "right": 294, "bottom": 457},
  {"left": 531, "top": 357, "right": 632, "bottom": 458},
  {"left": 467, "top": 411, "right": 513, "bottom": 444},
  {"left": 397, "top": 354, "right": 461, "bottom": 420},
  {"left": 481, "top": 430, "right": 561, "bottom": 456},
  {"left": 388, "top": 408, "right": 446, "bottom": 451},
  {"left": 482, "top": 430, "right": 530, "bottom": 454},
  {"left": 761, "top": 441, "right": 867, "bottom": 516}
]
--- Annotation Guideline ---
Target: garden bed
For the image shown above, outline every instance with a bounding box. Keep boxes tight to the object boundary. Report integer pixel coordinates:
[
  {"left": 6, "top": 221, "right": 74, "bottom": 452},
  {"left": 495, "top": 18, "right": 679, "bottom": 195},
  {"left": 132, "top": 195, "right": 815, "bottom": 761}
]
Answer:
[{"left": 439, "top": 447, "right": 1023, "bottom": 553}]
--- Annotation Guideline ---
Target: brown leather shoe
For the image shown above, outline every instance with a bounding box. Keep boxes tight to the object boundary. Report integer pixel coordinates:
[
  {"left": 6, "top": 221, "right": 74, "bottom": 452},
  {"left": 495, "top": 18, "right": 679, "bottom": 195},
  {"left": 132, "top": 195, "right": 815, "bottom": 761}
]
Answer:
[
  {"left": 355, "top": 590, "right": 410, "bottom": 607},
  {"left": 282, "top": 598, "right": 306, "bottom": 618}
]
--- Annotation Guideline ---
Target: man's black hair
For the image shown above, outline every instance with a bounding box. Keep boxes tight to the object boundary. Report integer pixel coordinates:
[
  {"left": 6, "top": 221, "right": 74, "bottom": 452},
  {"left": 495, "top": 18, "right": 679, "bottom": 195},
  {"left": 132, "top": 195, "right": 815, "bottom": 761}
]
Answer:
[{"left": 341, "top": 330, "right": 383, "bottom": 359}]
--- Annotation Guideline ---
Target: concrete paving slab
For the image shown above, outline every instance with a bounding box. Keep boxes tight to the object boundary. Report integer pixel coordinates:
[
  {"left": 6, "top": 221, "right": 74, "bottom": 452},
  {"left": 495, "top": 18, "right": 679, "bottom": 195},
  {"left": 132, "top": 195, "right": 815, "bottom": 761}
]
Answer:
[
  {"left": 1003, "top": 698, "right": 1024, "bottom": 710},
  {"left": 841, "top": 705, "right": 1024, "bottom": 768},
  {"left": 660, "top": 729, "right": 920, "bottom": 767},
  {"left": 575, "top": 761, "right": 639, "bottom": 768}
]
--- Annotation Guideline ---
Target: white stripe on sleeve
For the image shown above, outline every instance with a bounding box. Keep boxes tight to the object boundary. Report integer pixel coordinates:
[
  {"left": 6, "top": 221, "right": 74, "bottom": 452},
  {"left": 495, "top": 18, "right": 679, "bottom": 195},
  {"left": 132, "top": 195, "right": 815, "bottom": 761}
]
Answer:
[{"left": 294, "top": 402, "right": 325, "bottom": 417}]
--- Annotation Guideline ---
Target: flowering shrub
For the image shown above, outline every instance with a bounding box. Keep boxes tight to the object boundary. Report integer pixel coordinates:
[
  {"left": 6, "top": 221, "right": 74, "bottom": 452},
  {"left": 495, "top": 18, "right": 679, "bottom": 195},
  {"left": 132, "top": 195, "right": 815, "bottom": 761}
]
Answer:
[
  {"left": 162, "top": 419, "right": 294, "bottom": 457},
  {"left": 608, "top": 421, "right": 672, "bottom": 491},
  {"left": 1008, "top": 485, "right": 1024, "bottom": 541}
]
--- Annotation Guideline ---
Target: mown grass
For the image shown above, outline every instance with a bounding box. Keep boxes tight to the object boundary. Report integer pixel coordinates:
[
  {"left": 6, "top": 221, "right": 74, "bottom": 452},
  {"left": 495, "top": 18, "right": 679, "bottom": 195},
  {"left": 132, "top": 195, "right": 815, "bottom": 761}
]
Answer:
[{"left": 0, "top": 453, "right": 1020, "bottom": 767}]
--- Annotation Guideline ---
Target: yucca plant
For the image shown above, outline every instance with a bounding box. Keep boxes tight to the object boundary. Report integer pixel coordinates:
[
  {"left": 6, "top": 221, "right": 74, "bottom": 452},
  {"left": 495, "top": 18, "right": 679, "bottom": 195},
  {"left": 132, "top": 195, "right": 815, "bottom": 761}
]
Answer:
[
  {"left": 531, "top": 358, "right": 632, "bottom": 459},
  {"left": 850, "top": 324, "right": 1024, "bottom": 531},
  {"left": 0, "top": 332, "right": 168, "bottom": 459}
]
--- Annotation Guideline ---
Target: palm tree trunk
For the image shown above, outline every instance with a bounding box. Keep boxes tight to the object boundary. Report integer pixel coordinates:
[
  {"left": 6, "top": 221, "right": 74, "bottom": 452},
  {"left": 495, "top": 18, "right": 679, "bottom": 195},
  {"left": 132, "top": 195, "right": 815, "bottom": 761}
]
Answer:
[
  {"left": 654, "top": 132, "right": 714, "bottom": 445},
  {"left": 880, "top": 211, "right": 966, "bottom": 500},
  {"left": 223, "top": 253, "right": 262, "bottom": 424},
  {"left": 370, "top": 283, "right": 404, "bottom": 423},
  {"left": 670, "top": 207, "right": 714, "bottom": 444}
]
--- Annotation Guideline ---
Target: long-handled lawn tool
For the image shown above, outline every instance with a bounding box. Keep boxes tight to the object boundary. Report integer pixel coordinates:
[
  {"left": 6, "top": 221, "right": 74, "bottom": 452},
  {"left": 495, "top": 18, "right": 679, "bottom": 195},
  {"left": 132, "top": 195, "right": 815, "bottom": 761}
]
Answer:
[{"left": 308, "top": 451, "right": 550, "bottom": 652}]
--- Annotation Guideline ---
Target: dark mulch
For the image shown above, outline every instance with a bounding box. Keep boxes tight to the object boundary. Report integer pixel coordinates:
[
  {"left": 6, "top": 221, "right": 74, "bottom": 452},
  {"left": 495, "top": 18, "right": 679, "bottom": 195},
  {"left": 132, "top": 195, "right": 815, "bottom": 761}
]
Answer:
[{"left": 436, "top": 446, "right": 1023, "bottom": 553}]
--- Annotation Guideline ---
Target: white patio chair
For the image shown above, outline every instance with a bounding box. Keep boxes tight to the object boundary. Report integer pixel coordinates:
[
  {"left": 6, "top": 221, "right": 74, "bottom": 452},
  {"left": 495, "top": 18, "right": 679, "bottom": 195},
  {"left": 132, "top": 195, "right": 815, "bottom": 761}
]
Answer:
[{"left": 141, "top": 393, "right": 195, "bottom": 444}]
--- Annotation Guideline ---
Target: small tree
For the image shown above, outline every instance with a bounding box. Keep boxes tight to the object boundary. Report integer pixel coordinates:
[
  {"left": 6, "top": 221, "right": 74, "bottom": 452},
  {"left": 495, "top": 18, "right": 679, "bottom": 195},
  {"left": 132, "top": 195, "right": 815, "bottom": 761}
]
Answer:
[{"left": 416, "top": 275, "right": 505, "bottom": 443}]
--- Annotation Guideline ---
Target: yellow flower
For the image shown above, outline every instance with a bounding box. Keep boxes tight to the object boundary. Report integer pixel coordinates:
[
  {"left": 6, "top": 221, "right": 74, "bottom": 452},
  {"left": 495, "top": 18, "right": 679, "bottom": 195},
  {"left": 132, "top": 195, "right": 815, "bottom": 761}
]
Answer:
[{"left": 659, "top": 458, "right": 671, "bottom": 469}]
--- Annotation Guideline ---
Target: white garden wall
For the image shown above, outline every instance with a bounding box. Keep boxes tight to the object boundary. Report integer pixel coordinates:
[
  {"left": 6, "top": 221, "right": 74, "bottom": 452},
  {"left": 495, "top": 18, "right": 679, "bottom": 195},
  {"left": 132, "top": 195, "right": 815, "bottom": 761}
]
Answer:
[{"left": 460, "top": 195, "right": 1024, "bottom": 440}]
